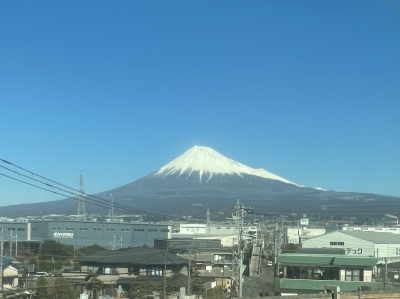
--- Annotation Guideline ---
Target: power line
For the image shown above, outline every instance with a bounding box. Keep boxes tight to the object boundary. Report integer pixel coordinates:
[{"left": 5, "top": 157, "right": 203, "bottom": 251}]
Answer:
[{"left": 0, "top": 160, "right": 177, "bottom": 219}]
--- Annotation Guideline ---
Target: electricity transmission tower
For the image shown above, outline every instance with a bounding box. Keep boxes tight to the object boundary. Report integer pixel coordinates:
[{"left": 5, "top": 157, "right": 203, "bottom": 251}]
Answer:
[
  {"left": 109, "top": 193, "right": 115, "bottom": 222},
  {"left": 76, "top": 172, "right": 86, "bottom": 221}
]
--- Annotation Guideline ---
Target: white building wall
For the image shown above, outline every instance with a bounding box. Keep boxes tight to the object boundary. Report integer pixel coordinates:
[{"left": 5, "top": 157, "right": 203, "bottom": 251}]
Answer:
[
  {"left": 179, "top": 224, "right": 207, "bottom": 234},
  {"left": 286, "top": 227, "right": 325, "bottom": 244},
  {"left": 302, "top": 231, "right": 375, "bottom": 256},
  {"left": 374, "top": 243, "right": 400, "bottom": 263}
]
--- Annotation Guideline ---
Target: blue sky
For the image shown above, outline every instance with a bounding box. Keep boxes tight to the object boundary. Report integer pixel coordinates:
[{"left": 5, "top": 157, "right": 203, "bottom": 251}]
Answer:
[{"left": 0, "top": 1, "right": 399, "bottom": 205}]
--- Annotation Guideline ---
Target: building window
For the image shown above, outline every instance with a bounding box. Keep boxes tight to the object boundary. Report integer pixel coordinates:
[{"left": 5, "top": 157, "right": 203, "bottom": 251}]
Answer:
[
  {"left": 330, "top": 242, "right": 344, "bottom": 246},
  {"left": 396, "top": 248, "right": 400, "bottom": 256},
  {"left": 161, "top": 229, "right": 169, "bottom": 232},
  {"left": 66, "top": 228, "right": 75, "bottom": 231},
  {"left": 148, "top": 229, "right": 157, "bottom": 232},
  {"left": 79, "top": 228, "right": 88, "bottom": 231},
  {"left": 122, "top": 228, "right": 131, "bottom": 232},
  {"left": 8, "top": 228, "right": 15, "bottom": 231},
  {"left": 200, "top": 243, "right": 207, "bottom": 247},
  {"left": 135, "top": 229, "right": 145, "bottom": 232},
  {"left": 104, "top": 267, "right": 118, "bottom": 274},
  {"left": 17, "top": 228, "right": 25, "bottom": 231},
  {"left": 345, "top": 269, "right": 360, "bottom": 281},
  {"left": 93, "top": 228, "right": 102, "bottom": 231},
  {"left": 147, "top": 267, "right": 163, "bottom": 276},
  {"left": 106, "top": 228, "right": 116, "bottom": 231}
]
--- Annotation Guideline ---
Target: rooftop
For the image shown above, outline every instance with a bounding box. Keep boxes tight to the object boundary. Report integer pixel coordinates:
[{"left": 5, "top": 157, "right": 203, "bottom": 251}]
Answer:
[
  {"left": 77, "top": 247, "right": 189, "bottom": 266},
  {"left": 278, "top": 254, "right": 378, "bottom": 267},
  {"left": 339, "top": 231, "right": 400, "bottom": 243}
]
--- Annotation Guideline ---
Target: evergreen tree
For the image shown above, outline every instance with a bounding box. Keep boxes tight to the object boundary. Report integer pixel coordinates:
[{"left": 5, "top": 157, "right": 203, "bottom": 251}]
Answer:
[
  {"left": 52, "top": 277, "right": 77, "bottom": 299},
  {"left": 128, "top": 275, "right": 154, "bottom": 299},
  {"left": 39, "top": 240, "right": 74, "bottom": 261},
  {"left": 190, "top": 271, "right": 206, "bottom": 299},
  {"left": 36, "top": 277, "right": 51, "bottom": 299},
  {"left": 85, "top": 277, "right": 104, "bottom": 299},
  {"left": 76, "top": 244, "right": 105, "bottom": 257},
  {"left": 154, "top": 277, "right": 175, "bottom": 299}
]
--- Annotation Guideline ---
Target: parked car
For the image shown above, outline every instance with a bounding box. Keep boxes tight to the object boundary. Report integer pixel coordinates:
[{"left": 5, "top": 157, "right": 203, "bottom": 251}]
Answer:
[{"left": 33, "top": 272, "right": 54, "bottom": 277}]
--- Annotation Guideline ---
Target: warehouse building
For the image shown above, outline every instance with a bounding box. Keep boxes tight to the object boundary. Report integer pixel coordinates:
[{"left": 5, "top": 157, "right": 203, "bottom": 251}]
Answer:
[
  {"left": 0, "top": 220, "right": 171, "bottom": 250},
  {"left": 302, "top": 231, "right": 400, "bottom": 264}
]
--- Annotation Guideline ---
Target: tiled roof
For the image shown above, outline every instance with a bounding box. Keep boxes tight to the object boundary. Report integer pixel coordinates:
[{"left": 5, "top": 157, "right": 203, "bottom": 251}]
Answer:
[{"left": 77, "top": 247, "right": 189, "bottom": 266}]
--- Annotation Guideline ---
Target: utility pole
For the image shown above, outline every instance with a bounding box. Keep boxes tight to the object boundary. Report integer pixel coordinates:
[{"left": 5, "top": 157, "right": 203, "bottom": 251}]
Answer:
[
  {"left": 1, "top": 227, "right": 3, "bottom": 291},
  {"left": 164, "top": 242, "right": 169, "bottom": 299},
  {"left": 10, "top": 230, "right": 13, "bottom": 257},
  {"left": 187, "top": 249, "right": 191, "bottom": 296},
  {"left": 239, "top": 206, "right": 244, "bottom": 298},
  {"left": 234, "top": 200, "right": 252, "bottom": 298},
  {"left": 15, "top": 234, "right": 17, "bottom": 257},
  {"left": 384, "top": 258, "right": 387, "bottom": 289}
]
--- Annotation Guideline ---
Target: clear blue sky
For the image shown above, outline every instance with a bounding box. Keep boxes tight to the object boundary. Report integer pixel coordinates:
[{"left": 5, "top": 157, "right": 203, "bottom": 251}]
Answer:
[{"left": 0, "top": 1, "right": 399, "bottom": 205}]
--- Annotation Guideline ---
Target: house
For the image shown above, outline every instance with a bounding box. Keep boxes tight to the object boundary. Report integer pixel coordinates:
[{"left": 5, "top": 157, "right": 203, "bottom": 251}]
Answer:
[
  {"left": 76, "top": 247, "right": 190, "bottom": 294},
  {"left": 274, "top": 254, "right": 381, "bottom": 295},
  {"left": 301, "top": 231, "right": 400, "bottom": 264},
  {"left": 1, "top": 257, "right": 23, "bottom": 289},
  {"left": 176, "top": 250, "right": 236, "bottom": 293},
  {"left": 78, "top": 247, "right": 190, "bottom": 276}
]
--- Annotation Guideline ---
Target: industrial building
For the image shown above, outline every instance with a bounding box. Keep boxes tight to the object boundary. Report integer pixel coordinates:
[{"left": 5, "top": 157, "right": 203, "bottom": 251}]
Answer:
[
  {"left": 302, "top": 231, "right": 400, "bottom": 264},
  {"left": 0, "top": 220, "right": 171, "bottom": 250},
  {"left": 286, "top": 227, "right": 325, "bottom": 244}
]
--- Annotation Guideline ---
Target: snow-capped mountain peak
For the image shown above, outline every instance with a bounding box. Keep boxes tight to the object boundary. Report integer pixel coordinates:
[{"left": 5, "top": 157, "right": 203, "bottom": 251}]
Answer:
[{"left": 154, "top": 145, "right": 301, "bottom": 186}]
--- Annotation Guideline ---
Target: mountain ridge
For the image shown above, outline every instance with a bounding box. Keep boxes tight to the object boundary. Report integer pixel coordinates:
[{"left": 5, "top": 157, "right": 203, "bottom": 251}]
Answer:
[{"left": 0, "top": 146, "right": 398, "bottom": 217}]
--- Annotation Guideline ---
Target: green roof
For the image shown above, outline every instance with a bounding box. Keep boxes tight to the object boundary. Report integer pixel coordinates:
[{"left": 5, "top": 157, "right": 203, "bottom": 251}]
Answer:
[{"left": 278, "top": 254, "right": 377, "bottom": 267}]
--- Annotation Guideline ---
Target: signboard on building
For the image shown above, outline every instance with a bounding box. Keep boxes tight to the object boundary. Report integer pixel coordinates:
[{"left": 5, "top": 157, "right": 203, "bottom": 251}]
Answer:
[
  {"left": 53, "top": 232, "right": 74, "bottom": 239},
  {"left": 300, "top": 218, "right": 309, "bottom": 225}
]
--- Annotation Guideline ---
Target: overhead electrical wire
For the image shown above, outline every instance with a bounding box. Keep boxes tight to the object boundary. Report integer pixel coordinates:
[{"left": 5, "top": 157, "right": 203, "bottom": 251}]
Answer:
[
  {"left": 0, "top": 159, "right": 177, "bottom": 219},
  {"left": 0, "top": 158, "right": 396, "bottom": 218}
]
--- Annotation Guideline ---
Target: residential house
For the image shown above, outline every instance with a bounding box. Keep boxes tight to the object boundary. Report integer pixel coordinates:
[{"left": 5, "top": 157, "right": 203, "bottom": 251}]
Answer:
[
  {"left": 76, "top": 247, "right": 190, "bottom": 294},
  {"left": 1, "top": 257, "right": 23, "bottom": 289},
  {"left": 274, "top": 254, "right": 382, "bottom": 295}
]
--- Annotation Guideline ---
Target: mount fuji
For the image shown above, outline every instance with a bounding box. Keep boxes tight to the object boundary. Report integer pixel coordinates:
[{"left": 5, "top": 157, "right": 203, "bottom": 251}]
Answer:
[
  {"left": 154, "top": 146, "right": 301, "bottom": 186},
  {"left": 1, "top": 146, "right": 398, "bottom": 217}
]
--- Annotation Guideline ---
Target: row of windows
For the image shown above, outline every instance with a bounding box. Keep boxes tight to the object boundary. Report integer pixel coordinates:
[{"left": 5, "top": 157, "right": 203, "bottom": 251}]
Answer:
[
  {"left": 74, "top": 228, "right": 165, "bottom": 232},
  {"left": 330, "top": 242, "right": 344, "bottom": 246},
  {"left": 396, "top": 248, "right": 400, "bottom": 256},
  {"left": 4, "top": 226, "right": 167, "bottom": 232}
]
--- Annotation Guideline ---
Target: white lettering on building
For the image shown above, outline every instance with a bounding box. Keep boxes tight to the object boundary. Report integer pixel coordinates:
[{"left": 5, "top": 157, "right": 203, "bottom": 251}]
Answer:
[{"left": 53, "top": 232, "right": 74, "bottom": 239}]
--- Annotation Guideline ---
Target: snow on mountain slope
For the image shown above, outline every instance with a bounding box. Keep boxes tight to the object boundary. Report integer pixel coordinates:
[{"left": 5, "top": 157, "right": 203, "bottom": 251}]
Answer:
[{"left": 154, "top": 146, "right": 302, "bottom": 186}]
